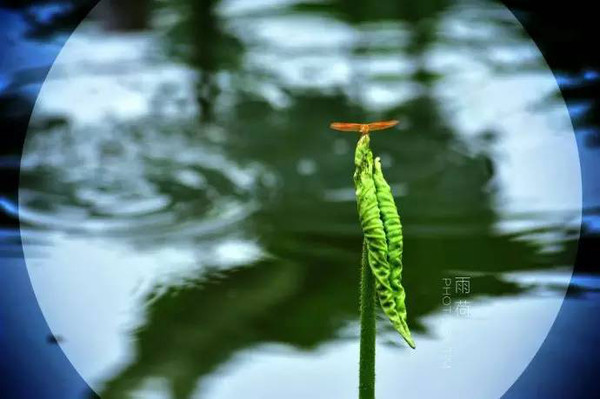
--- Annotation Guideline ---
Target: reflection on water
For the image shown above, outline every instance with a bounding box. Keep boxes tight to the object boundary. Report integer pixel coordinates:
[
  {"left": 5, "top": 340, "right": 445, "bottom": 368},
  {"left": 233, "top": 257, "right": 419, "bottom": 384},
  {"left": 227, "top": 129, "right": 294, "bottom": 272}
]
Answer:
[{"left": 19, "top": 0, "right": 581, "bottom": 398}]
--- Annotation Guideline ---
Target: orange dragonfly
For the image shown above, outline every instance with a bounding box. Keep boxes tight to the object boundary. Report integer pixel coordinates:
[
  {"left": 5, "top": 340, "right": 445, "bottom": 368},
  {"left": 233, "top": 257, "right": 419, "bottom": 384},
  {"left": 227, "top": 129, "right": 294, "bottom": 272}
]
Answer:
[{"left": 330, "top": 120, "right": 399, "bottom": 135}]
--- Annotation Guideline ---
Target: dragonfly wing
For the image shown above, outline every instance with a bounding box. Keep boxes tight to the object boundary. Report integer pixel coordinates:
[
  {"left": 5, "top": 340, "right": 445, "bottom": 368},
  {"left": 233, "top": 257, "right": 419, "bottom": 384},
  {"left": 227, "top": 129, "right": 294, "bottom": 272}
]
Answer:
[
  {"left": 367, "top": 120, "right": 399, "bottom": 131},
  {"left": 330, "top": 122, "right": 364, "bottom": 132}
]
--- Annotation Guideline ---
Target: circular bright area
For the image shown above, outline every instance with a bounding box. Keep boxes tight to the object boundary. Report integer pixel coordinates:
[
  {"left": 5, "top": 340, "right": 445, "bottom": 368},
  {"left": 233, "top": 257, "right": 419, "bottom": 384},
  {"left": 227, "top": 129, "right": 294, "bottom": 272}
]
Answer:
[{"left": 21, "top": 0, "right": 580, "bottom": 398}]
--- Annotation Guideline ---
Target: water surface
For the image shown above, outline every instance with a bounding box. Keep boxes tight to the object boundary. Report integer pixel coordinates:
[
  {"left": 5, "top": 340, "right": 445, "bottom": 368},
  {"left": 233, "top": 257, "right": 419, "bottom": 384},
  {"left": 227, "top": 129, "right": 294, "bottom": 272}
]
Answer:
[{"left": 20, "top": 0, "right": 581, "bottom": 397}]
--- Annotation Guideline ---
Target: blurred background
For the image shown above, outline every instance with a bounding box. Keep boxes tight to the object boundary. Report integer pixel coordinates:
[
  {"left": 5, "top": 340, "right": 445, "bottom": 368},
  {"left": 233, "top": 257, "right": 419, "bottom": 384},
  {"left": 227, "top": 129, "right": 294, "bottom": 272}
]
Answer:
[{"left": 1, "top": 0, "right": 599, "bottom": 398}]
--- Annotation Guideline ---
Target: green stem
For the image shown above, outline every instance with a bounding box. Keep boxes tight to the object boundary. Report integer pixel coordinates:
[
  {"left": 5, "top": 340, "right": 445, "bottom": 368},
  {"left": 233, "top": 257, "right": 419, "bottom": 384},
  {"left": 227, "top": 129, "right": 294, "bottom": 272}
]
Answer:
[{"left": 359, "top": 239, "right": 376, "bottom": 399}]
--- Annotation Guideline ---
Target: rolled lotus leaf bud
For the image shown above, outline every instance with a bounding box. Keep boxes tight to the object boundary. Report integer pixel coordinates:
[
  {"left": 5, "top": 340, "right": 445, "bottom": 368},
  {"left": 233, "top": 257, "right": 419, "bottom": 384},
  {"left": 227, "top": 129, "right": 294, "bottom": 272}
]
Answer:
[{"left": 354, "top": 134, "right": 415, "bottom": 349}]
